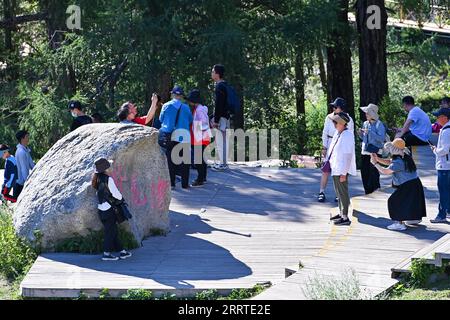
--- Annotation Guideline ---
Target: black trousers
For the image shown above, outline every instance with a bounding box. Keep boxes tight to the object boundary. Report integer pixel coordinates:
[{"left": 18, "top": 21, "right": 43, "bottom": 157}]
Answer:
[
  {"left": 99, "top": 208, "right": 123, "bottom": 253},
  {"left": 361, "top": 155, "right": 381, "bottom": 194},
  {"left": 403, "top": 131, "right": 428, "bottom": 147},
  {"left": 14, "top": 184, "right": 24, "bottom": 199},
  {"left": 165, "top": 142, "right": 190, "bottom": 188},
  {"left": 193, "top": 145, "right": 208, "bottom": 183}
]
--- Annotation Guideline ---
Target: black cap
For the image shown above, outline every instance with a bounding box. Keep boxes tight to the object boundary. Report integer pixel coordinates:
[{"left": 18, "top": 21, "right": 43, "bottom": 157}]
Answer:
[
  {"left": 94, "top": 158, "right": 112, "bottom": 174},
  {"left": 432, "top": 108, "right": 450, "bottom": 118},
  {"left": 186, "top": 89, "right": 202, "bottom": 104},
  {"left": 68, "top": 100, "right": 82, "bottom": 110},
  {"left": 330, "top": 98, "right": 347, "bottom": 111}
]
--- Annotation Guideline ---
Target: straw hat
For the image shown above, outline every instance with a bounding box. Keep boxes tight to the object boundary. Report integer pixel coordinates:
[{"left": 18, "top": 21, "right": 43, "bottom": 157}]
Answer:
[
  {"left": 384, "top": 138, "right": 410, "bottom": 156},
  {"left": 329, "top": 112, "right": 351, "bottom": 126},
  {"left": 360, "top": 103, "right": 380, "bottom": 121}
]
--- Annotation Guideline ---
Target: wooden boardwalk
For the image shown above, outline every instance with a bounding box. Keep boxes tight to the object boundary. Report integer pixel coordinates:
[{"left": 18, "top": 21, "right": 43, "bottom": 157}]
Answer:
[
  {"left": 254, "top": 146, "right": 450, "bottom": 299},
  {"left": 19, "top": 146, "right": 450, "bottom": 299}
]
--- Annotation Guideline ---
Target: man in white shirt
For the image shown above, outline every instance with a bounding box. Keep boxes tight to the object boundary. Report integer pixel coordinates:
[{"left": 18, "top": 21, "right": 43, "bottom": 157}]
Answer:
[
  {"left": 328, "top": 112, "right": 357, "bottom": 226},
  {"left": 396, "top": 96, "right": 432, "bottom": 147},
  {"left": 430, "top": 108, "right": 450, "bottom": 224},
  {"left": 318, "top": 98, "right": 354, "bottom": 203}
]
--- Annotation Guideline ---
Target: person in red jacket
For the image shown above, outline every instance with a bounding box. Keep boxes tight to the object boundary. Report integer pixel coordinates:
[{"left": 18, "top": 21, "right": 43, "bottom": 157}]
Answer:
[{"left": 186, "top": 89, "right": 211, "bottom": 187}]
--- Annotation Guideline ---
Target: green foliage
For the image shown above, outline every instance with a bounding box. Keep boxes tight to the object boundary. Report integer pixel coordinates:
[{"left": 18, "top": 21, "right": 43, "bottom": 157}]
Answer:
[
  {"left": 410, "top": 259, "right": 446, "bottom": 287},
  {"left": 305, "top": 98, "right": 328, "bottom": 158},
  {"left": 195, "top": 289, "right": 219, "bottom": 300},
  {"left": 304, "top": 269, "right": 375, "bottom": 300},
  {"left": 54, "top": 227, "right": 139, "bottom": 254},
  {"left": 378, "top": 96, "right": 406, "bottom": 137},
  {"left": 18, "top": 84, "right": 71, "bottom": 159},
  {"left": 225, "top": 284, "right": 266, "bottom": 300},
  {"left": 121, "top": 289, "right": 153, "bottom": 300},
  {"left": 98, "top": 288, "right": 111, "bottom": 300},
  {"left": 0, "top": 205, "right": 38, "bottom": 281}
]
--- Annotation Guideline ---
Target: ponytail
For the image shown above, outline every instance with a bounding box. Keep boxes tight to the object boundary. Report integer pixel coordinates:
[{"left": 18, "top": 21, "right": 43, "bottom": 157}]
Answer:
[{"left": 92, "top": 173, "right": 99, "bottom": 190}]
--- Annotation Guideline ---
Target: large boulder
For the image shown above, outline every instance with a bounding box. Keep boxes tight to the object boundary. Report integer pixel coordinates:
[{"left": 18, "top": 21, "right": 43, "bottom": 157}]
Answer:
[{"left": 13, "top": 123, "right": 171, "bottom": 251}]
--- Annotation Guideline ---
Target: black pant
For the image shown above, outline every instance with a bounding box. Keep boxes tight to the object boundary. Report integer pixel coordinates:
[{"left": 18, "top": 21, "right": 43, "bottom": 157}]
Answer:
[
  {"left": 193, "top": 145, "right": 208, "bottom": 183},
  {"left": 403, "top": 131, "right": 428, "bottom": 147},
  {"left": 361, "top": 155, "right": 380, "bottom": 194},
  {"left": 165, "top": 142, "right": 190, "bottom": 188},
  {"left": 99, "top": 208, "right": 123, "bottom": 253},
  {"left": 14, "top": 184, "right": 24, "bottom": 199}
]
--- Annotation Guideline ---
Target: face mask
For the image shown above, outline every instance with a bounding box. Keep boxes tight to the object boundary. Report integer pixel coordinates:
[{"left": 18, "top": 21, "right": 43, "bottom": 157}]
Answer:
[{"left": 71, "top": 112, "right": 78, "bottom": 118}]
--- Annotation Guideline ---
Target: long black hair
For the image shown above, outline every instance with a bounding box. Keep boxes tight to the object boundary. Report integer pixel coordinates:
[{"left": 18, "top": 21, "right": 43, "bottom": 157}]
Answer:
[{"left": 392, "top": 154, "right": 417, "bottom": 173}]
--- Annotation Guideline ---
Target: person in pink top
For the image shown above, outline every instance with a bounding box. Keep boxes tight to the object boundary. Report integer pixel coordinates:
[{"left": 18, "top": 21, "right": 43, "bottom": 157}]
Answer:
[{"left": 186, "top": 89, "right": 211, "bottom": 187}]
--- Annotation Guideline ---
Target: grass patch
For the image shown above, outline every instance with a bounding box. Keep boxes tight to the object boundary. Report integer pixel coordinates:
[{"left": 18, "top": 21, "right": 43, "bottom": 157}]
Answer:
[
  {"left": 71, "top": 284, "right": 270, "bottom": 301},
  {"left": 148, "top": 228, "right": 167, "bottom": 237},
  {"left": 388, "top": 260, "right": 450, "bottom": 300},
  {"left": 54, "top": 227, "right": 139, "bottom": 254},
  {"left": 304, "top": 269, "right": 377, "bottom": 300},
  {"left": 0, "top": 205, "right": 38, "bottom": 281},
  {"left": 0, "top": 276, "right": 22, "bottom": 300}
]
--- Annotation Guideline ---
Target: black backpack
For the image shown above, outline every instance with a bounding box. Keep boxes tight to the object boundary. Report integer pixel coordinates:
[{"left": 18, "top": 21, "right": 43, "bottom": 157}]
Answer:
[{"left": 223, "top": 82, "right": 241, "bottom": 115}]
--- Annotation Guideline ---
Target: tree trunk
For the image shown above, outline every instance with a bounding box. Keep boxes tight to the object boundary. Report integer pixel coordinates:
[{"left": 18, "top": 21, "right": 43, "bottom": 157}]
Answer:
[
  {"left": 3, "top": 0, "right": 13, "bottom": 51},
  {"left": 294, "top": 47, "right": 306, "bottom": 154},
  {"left": 356, "top": 0, "right": 388, "bottom": 122},
  {"left": 317, "top": 47, "right": 328, "bottom": 99},
  {"left": 326, "top": 0, "right": 355, "bottom": 120}
]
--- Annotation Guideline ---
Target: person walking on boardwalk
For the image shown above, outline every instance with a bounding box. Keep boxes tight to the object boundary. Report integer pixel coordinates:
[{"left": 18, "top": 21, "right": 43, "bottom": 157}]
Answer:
[
  {"left": 358, "top": 104, "right": 386, "bottom": 194},
  {"left": 371, "top": 139, "right": 427, "bottom": 231},
  {"left": 430, "top": 108, "right": 450, "bottom": 224},
  {"left": 318, "top": 98, "right": 354, "bottom": 203},
  {"left": 328, "top": 112, "right": 357, "bottom": 226},
  {"left": 92, "top": 158, "right": 132, "bottom": 261}
]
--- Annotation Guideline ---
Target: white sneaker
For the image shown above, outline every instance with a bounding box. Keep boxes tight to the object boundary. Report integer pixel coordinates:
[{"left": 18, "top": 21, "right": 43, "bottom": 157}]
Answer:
[
  {"left": 212, "top": 164, "right": 229, "bottom": 171},
  {"left": 387, "top": 222, "right": 407, "bottom": 231},
  {"left": 405, "top": 220, "right": 422, "bottom": 225}
]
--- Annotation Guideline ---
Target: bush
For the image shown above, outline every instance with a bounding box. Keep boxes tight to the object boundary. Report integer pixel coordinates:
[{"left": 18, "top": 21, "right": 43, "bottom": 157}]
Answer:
[
  {"left": 54, "top": 227, "right": 139, "bottom": 254},
  {"left": 0, "top": 205, "right": 38, "bottom": 280},
  {"left": 121, "top": 289, "right": 153, "bottom": 300},
  {"left": 304, "top": 269, "right": 374, "bottom": 300},
  {"left": 195, "top": 289, "right": 219, "bottom": 300},
  {"left": 226, "top": 284, "right": 266, "bottom": 300}
]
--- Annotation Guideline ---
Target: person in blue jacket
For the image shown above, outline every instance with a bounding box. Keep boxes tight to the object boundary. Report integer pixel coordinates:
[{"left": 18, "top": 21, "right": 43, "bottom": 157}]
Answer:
[
  {"left": 159, "top": 85, "right": 193, "bottom": 189},
  {"left": 1, "top": 144, "right": 18, "bottom": 203}
]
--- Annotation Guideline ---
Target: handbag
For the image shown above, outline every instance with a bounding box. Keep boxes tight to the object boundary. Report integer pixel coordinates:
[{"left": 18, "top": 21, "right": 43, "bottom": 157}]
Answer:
[
  {"left": 158, "top": 104, "right": 182, "bottom": 148},
  {"left": 321, "top": 133, "right": 342, "bottom": 173}
]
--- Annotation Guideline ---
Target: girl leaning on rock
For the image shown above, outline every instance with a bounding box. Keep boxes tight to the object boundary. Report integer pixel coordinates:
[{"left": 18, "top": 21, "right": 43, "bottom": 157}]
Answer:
[{"left": 92, "top": 158, "right": 132, "bottom": 261}]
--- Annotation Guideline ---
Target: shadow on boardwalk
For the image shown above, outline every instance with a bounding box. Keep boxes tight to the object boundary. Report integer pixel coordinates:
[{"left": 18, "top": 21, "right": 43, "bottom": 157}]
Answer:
[{"left": 37, "top": 210, "right": 253, "bottom": 291}]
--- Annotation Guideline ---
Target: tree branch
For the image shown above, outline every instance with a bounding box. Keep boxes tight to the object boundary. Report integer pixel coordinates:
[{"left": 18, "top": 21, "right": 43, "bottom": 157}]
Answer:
[{"left": 0, "top": 12, "right": 48, "bottom": 29}]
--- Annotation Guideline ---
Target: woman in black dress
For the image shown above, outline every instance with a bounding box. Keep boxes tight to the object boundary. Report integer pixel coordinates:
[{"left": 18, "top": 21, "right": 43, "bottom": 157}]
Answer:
[{"left": 371, "top": 138, "right": 426, "bottom": 231}]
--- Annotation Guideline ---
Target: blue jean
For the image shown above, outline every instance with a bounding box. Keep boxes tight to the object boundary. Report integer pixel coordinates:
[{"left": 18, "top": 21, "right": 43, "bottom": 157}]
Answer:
[{"left": 437, "top": 170, "right": 450, "bottom": 219}]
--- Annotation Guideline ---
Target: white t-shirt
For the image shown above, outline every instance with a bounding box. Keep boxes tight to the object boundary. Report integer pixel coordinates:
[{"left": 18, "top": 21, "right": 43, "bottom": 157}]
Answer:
[{"left": 328, "top": 129, "right": 357, "bottom": 177}]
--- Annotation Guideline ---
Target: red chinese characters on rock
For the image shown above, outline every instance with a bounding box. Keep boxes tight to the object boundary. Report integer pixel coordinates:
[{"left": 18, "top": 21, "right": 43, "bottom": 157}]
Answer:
[{"left": 110, "top": 164, "right": 170, "bottom": 212}]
